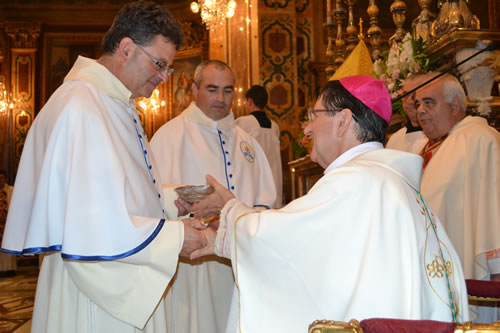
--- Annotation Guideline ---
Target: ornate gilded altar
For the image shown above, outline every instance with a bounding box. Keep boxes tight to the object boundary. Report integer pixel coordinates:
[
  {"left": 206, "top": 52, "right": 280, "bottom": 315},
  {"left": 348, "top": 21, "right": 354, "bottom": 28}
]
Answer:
[{"left": 425, "top": 29, "right": 500, "bottom": 129}]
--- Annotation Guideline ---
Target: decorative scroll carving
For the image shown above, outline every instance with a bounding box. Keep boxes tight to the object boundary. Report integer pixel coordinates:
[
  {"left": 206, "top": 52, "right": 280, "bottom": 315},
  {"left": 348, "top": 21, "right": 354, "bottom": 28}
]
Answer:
[
  {"left": 431, "top": 0, "right": 480, "bottom": 40},
  {"left": 309, "top": 319, "right": 362, "bottom": 333},
  {"left": 5, "top": 22, "right": 41, "bottom": 49},
  {"left": 180, "top": 21, "right": 208, "bottom": 50}
]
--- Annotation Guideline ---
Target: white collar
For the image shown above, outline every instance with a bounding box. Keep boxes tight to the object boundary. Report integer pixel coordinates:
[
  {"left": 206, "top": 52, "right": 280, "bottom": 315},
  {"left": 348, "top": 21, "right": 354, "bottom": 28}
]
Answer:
[
  {"left": 182, "top": 102, "right": 235, "bottom": 130},
  {"left": 64, "top": 56, "right": 132, "bottom": 104},
  {"left": 324, "top": 142, "right": 383, "bottom": 174}
]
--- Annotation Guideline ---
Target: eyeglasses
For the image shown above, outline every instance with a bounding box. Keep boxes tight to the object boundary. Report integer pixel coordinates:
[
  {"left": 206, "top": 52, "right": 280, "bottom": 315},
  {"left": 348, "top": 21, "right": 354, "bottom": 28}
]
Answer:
[
  {"left": 135, "top": 44, "right": 174, "bottom": 76},
  {"left": 307, "top": 108, "right": 359, "bottom": 122},
  {"left": 307, "top": 108, "right": 342, "bottom": 122}
]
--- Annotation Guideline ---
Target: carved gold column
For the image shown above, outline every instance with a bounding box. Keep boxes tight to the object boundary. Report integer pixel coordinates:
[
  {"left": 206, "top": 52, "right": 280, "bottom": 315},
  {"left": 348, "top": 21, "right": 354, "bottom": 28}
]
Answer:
[
  {"left": 345, "top": 0, "right": 357, "bottom": 57},
  {"left": 334, "top": 0, "right": 346, "bottom": 69},
  {"left": 6, "top": 22, "right": 40, "bottom": 170},
  {"left": 208, "top": 0, "right": 258, "bottom": 117},
  {"left": 325, "top": 0, "right": 336, "bottom": 78},
  {"left": 367, "top": 0, "right": 382, "bottom": 60},
  {"left": 389, "top": 0, "right": 406, "bottom": 46}
]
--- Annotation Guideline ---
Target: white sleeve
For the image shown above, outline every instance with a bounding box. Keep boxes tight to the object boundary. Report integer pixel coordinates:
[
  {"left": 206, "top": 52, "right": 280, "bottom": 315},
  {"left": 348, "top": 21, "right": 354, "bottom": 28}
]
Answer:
[{"left": 64, "top": 221, "right": 183, "bottom": 328}]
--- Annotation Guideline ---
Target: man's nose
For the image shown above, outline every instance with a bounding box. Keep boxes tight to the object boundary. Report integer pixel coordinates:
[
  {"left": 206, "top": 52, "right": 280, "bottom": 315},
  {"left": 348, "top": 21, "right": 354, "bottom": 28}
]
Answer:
[
  {"left": 416, "top": 103, "right": 425, "bottom": 114},
  {"left": 304, "top": 121, "right": 312, "bottom": 136},
  {"left": 216, "top": 91, "right": 225, "bottom": 101},
  {"left": 158, "top": 71, "right": 169, "bottom": 82}
]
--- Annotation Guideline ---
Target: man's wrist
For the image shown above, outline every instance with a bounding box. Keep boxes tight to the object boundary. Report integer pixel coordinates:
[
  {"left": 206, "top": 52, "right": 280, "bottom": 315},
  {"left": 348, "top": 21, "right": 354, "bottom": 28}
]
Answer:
[{"left": 214, "top": 198, "right": 237, "bottom": 258}]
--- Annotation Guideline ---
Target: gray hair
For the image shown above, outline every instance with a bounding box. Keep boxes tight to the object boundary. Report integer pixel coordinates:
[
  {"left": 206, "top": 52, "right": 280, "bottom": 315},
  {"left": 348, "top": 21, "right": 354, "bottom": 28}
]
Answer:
[
  {"left": 193, "top": 60, "right": 234, "bottom": 86},
  {"left": 418, "top": 72, "right": 467, "bottom": 112}
]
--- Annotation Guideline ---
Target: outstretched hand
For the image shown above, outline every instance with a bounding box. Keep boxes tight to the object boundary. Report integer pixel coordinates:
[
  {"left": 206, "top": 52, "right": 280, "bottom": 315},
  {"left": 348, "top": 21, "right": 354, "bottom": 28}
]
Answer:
[
  {"left": 179, "top": 218, "right": 207, "bottom": 258},
  {"left": 175, "top": 198, "right": 192, "bottom": 217},
  {"left": 191, "top": 175, "right": 235, "bottom": 219},
  {"left": 190, "top": 227, "right": 217, "bottom": 260}
]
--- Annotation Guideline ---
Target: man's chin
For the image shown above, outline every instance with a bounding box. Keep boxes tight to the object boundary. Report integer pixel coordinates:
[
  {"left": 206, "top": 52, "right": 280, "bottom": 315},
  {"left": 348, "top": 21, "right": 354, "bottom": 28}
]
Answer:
[
  {"left": 419, "top": 123, "right": 432, "bottom": 134},
  {"left": 143, "top": 89, "right": 156, "bottom": 99},
  {"left": 212, "top": 108, "right": 230, "bottom": 119},
  {"left": 309, "top": 150, "right": 317, "bottom": 164}
]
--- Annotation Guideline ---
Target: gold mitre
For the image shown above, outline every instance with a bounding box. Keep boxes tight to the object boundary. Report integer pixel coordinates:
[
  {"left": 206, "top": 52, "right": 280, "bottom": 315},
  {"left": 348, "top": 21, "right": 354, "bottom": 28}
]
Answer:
[{"left": 329, "top": 39, "right": 375, "bottom": 81}]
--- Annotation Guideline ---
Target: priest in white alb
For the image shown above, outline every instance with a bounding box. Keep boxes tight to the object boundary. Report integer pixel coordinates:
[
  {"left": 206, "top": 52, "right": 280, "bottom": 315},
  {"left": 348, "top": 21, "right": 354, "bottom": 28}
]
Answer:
[
  {"left": 0, "top": 3, "right": 207, "bottom": 332},
  {"left": 150, "top": 60, "right": 276, "bottom": 333},
  {"left": 189, "top": 76, "right": 469, "bottom": 332},
  {"left": 415, "top": 73, "right": 500, "bottom": 322}
]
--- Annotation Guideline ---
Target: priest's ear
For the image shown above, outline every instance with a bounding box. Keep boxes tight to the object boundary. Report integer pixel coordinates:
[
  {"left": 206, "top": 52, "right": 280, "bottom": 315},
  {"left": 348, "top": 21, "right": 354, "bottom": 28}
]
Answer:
[
  {"left": 116, "top": 37, "right": 135, "bottom": 64},
  {"left": 336, "top": 108, "right": 354, "bottom": 137},
  {"left": 246, "top": 98, "right": 255, "bottom": 109},
  {"left": 450, "top": 96, "right": 465, "bottom": 115},
  {"left": 191, "top": 80, "right": 200, "bottom": 99}
]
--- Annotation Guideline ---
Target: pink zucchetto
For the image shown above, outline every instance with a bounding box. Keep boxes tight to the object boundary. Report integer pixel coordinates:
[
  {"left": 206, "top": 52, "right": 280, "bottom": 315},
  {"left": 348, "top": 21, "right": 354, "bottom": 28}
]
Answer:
[{"left": 339, "top": 75, "right": 392, "bottom": 124}]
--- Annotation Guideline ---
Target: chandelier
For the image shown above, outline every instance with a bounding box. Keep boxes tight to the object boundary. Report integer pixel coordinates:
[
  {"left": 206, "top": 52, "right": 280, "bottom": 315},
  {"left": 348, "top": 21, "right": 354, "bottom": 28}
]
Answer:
[
  {"left": 138, "top": 88, "right": 165, "bottom": 115},
  {"left": 190, "top": 0, "right": 237, "bottom": 31},
  {"left": 0, "top": 78, "right": 15, "bottom": 114}
]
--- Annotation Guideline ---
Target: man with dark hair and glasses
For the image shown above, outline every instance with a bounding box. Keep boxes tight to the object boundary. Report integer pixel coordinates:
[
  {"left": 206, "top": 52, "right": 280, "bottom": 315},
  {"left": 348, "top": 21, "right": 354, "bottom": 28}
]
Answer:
[
  {"left": 187, "top": 75, "right": 469, "bottom": 331},
  {"left": 385, "top": 73, "right": 428, "bottom": 153},
  {"left": 150, "top": 60, "right": 276, "bottom": 333},
  {"left": 1, "top": 2, "right": 207, "bottom": 332}
]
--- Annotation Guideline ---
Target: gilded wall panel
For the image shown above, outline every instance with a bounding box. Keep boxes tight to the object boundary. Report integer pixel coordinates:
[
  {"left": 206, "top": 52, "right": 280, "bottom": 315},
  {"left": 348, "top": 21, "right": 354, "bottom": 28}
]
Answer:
[
  {"left": 11, "top": 51, "right": 35, "bottom": 166},
  {"left": 261, "top": 15, "right": 297, "bottom": 120}
]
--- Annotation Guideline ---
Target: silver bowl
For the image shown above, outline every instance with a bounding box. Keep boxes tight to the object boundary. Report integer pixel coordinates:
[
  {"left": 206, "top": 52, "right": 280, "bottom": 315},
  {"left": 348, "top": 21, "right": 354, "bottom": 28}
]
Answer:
[{"left": 175, "top": 185, "right": 215, "bottom": 203}]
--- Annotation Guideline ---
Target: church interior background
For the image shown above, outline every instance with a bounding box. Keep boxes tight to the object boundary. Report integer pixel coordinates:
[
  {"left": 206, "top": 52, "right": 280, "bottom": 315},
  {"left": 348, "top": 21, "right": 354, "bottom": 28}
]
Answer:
[
  {"left": 0, "top": 0, "right": 499, "bottom": 203},
  {"left": 0, "top": 0, "right": 499, "bottom": 331}
]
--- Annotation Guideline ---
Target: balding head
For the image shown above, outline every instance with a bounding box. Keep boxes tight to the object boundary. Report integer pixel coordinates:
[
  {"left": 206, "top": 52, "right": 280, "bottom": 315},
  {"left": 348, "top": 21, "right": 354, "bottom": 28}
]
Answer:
[{"left": 414, "top": 73, "right": 467, "bottom": 140}]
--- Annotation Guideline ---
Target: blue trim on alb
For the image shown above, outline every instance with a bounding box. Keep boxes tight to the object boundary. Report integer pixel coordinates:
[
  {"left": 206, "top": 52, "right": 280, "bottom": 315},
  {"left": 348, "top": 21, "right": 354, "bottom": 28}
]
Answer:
[
  {"left": 62, "top": 219, "right": 165, "bottom": 261},
  {"left": 0, "top": 219, "right": 165, "bottom": 261},
  {"left": 217, "top": 130, "right": 231, "bottom": 190},
  {"left": 253, "top": 204, "right": 270, "bottom": 209},
  {"left": 0, "top": 245, "right": 62, "bottom": 256}
]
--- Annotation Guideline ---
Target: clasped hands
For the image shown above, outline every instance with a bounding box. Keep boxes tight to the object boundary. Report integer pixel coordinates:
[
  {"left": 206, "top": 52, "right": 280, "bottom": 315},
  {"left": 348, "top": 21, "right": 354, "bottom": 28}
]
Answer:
[{"left": 179, "top": 175, "right": 235, "bottom": 259}]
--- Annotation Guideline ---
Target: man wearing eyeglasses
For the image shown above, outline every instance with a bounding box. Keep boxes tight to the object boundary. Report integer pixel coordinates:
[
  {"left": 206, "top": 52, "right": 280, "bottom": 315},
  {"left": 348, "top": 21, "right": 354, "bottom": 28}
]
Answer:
[
  {"left": 150, "top": 60, "right": 276, "bottom": 333},
  {"left": 1, "top": 2, "right": 208, "bottom": 332},
  {"left": 187, "top": 75, "right": 469, "bottom": 331},
  {"left": 415, "top": 73, "right": 500, "bottom": 322},
  {"left": 385, "top": 73, "right": 428, "bottom": 154}
]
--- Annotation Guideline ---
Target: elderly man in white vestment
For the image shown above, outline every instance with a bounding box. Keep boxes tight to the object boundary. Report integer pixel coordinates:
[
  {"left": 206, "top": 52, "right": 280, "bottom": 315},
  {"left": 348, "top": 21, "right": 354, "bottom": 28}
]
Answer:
[
  {"left": 235, "top": 85, "right": 283, "bottom": 207},
  {"left": 150, "top": 60, "right": 276, "bottom": 333},
  {"left": 415, "top": 73, "right": 500, "bottom": 321},
  {"left": 188, "top": 76, "right": 470, "bottom": 332},
  {"left": 386, "top": 73, "right": 427, "bottom": 153},
  {"left": 0, "top": 2, "right": 208, "bottom": 332}
]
